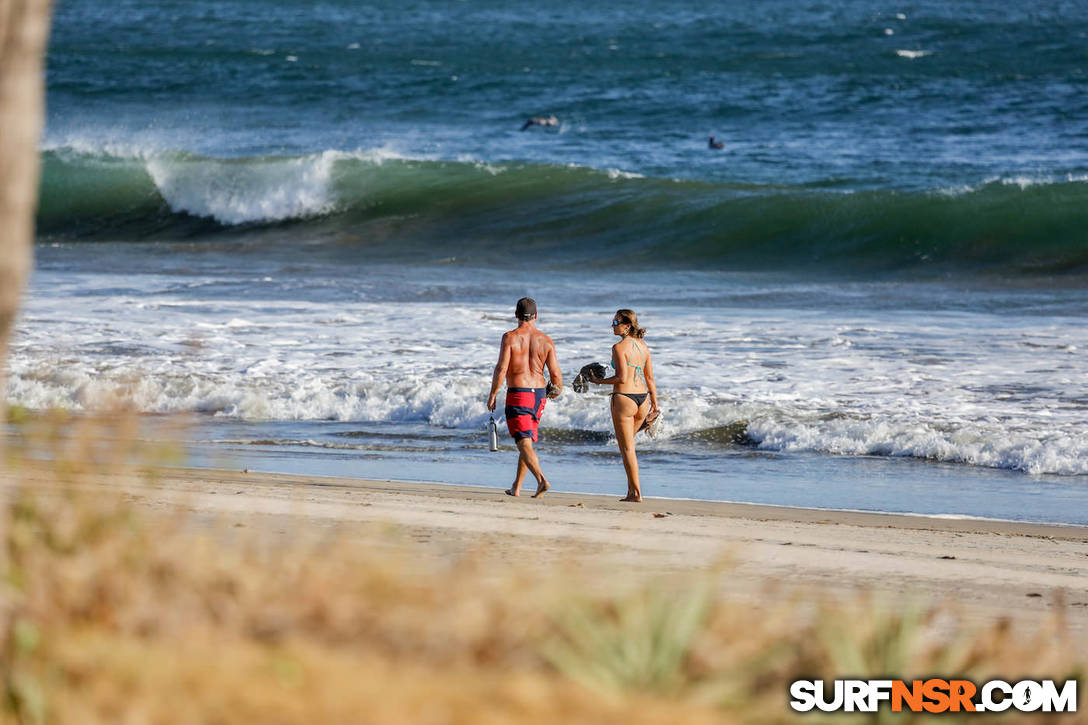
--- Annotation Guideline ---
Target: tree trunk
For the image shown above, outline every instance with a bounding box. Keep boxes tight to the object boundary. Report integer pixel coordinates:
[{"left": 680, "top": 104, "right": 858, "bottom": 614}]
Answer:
[
  {"left": 0, "top": 0, "right": 52, "bottom": 659},
  {"left": 0, "top": 0, "right": 52, "bottom": 427}
]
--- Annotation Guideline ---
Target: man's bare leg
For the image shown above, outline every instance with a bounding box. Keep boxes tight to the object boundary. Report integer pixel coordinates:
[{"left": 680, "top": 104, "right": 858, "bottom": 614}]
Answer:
[
  {"left": 506, "top": 455, "right": 528, "bottom": 496},
  {"left": 515, "top": 438, "right": 550, "bottom": 498}
]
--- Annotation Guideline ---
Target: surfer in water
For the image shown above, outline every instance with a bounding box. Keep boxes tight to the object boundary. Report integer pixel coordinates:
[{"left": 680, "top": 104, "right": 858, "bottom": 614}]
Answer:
[
  {"left": 487, "top": 297, "right": 563, "bottom": 498},
  {"left": 521, "top": 115, "right": 559, "bottom": 131},
  {"left": 588, "top": 309, "right": 659, "bottom": 502},
  {"left": 708, "top": 136, "right": 724, "bottom": 149}
]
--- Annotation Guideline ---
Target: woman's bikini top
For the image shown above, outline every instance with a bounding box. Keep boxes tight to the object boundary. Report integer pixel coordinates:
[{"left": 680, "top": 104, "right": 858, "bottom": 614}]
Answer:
[{"left": 613, "top": 338, "right": 646, "bottom": 382}]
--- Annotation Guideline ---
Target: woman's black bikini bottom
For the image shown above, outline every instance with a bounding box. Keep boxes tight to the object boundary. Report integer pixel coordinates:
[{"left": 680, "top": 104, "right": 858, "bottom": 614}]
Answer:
[{"left": 611, "top": 392, "right": 648, "bottom": 407}]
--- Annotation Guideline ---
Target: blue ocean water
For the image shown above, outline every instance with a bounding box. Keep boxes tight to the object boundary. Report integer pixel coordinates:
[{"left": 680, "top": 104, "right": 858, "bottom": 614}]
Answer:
[
  {"left": 45, "top": 0, "right": 1088, "bottom": 190},
  {"left": 10, "top": 0, "right": 1088, "bottom": 522}
]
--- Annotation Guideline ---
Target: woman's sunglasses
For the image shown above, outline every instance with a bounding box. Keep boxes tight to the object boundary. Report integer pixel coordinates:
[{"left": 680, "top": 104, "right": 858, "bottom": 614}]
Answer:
[{"left": 612, "top": 320, "right": 624, "bottom": 327}]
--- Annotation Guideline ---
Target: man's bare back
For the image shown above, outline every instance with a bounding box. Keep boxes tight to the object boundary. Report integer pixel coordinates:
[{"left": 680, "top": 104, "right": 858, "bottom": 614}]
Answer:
[
  {"left": 486, "top": 323, "right": 561, "bottom": 409},
  {"left": 502, "top": 325, "right": 555, "bottom": 389}
]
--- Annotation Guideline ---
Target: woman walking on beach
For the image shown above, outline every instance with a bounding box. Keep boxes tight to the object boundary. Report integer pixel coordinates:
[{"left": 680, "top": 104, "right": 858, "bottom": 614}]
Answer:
[{"left": 589, "top": 309, "right": 659, "bottom": 502}]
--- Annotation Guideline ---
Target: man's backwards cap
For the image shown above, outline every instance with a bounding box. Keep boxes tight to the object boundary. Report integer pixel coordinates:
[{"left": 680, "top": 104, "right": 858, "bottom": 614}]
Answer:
[{"left": 516, "top": 297, "right": 537, "bottom": 320}]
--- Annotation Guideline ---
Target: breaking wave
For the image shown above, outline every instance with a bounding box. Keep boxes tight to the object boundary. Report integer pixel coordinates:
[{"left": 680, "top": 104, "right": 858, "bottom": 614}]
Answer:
[
  {"left": 7, "top": 364, "right": 1087, "bottom": 476},
  {"left": 37, "top": 147, "right": 1088, "bottom": 277}
]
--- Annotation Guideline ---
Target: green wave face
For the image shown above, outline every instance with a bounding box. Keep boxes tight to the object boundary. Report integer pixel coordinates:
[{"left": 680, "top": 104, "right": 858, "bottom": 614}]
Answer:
[{"left": 37, "top": 149, "right": 1088, "bottom": 278}]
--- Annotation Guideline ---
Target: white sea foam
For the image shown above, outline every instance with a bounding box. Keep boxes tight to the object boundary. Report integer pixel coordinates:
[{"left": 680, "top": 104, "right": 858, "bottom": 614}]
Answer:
[
  {"left": 145, "top": 152, "right": 340, "bottom": 224},
  {"left": 993, "top": 173, "right": 1088, "bottom": 189},
  {"left": 938, "top": 172, "right": 1088, "bottom": 196},
  {"left": 745, "top": 416, "right": 1088, "bottom": 476},
  {"left": 8, "top": 272, "right": 1088, "bottom": 477},
  {"left": 141, "top": 145, "right": 419, "bottom": 225},
  {"left": 41, "top": 135, "right": 166, "bottom": 160},
  {"left": 895, "top": 50, "right": 932, "bottom": 59},
  {"left": 456, "top": 155, "right": 508, "bottom": 175},
  {"left": 564, "top": 163, "right": 645, "bottom": 181}
]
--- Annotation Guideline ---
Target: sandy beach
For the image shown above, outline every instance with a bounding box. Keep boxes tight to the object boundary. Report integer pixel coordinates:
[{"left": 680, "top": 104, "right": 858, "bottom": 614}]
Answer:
[{"left": 25, "top": 464, "right": 1088, "bottom": 635}]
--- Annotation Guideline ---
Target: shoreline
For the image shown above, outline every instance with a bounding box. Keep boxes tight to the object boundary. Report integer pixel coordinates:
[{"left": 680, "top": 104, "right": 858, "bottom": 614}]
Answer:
[{"left": 173, "top": 465, "right": 1088, "bottom": 541}]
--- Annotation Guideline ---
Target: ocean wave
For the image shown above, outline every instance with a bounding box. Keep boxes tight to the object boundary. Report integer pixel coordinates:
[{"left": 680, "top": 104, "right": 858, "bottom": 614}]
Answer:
[
  {"left": 744, "top": 416, "right": 1088, "bottom": 477},
  {"left": 36, "top": 146, "right": 1088, "bottom": 277},
  {"left": 145, "top": 153, "right": 339, "bottom": 225},
  {"left": 7, "top": 364, "right": 1087, "bottom": 476},
  {"left": 941, "top": 173, "right": 1088, "bottom": 194}
]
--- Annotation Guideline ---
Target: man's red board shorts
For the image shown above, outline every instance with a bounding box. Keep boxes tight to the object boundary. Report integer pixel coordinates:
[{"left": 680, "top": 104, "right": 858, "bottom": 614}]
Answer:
[{"left": 505, "top": 387, "right": 547, "bottom": 442}]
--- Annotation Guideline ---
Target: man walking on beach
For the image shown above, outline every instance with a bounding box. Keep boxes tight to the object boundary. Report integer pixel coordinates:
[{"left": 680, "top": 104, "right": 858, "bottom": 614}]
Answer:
[{"left": 487, "top": 297, "right": 562, "bottom": 498}]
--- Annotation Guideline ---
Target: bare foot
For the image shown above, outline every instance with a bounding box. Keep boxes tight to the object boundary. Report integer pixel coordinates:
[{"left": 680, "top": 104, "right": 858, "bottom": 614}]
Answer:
[
  {"left": 619, "top": 496, "right": 642, "bottom": 502},
  {"left": 531, "top": 479, "right": 550, "bottom": 498},
  {"left": 505, "top": 488, "right": 519, "bottom": 497}
]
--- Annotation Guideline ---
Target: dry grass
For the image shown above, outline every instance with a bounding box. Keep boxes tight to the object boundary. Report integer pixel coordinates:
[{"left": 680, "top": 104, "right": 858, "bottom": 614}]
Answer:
[{"left": 0, "top": 411, "right": 1084, "bottom": 723}]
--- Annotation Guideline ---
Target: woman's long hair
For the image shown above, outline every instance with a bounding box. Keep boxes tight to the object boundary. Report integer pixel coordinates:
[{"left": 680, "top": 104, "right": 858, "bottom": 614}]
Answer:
[{"left": 616, "top": 309, "right": 646, "bottom": 339}]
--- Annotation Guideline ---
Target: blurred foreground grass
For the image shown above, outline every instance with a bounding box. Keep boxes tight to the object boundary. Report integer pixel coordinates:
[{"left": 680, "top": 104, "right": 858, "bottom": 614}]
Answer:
[{"left": 0, "top": 409, "right": 1083, "bottom": 723}]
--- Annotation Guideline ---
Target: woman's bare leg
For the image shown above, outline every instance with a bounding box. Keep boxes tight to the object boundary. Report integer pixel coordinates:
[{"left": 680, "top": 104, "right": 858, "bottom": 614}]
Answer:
[
  {"left": 611, "top": 396, "right": 642, "bottom": 501},
  {"left": 632, "top": 400, "right": 649, "bottom": 434}
]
